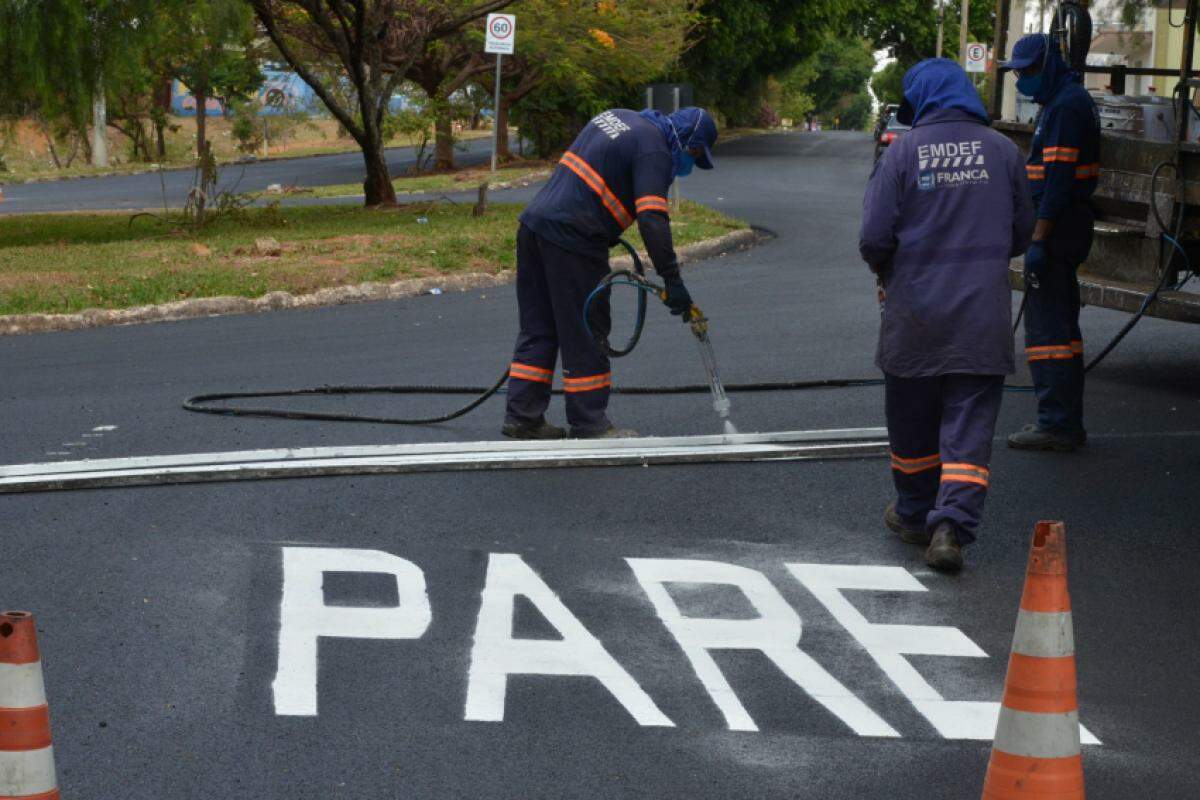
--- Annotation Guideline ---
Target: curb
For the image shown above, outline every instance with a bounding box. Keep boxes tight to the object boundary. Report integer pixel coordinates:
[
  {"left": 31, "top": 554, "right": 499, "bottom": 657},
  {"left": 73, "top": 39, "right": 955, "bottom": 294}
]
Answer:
[{"left": 0, "top": 227, "right": 759, "bottom": 336}]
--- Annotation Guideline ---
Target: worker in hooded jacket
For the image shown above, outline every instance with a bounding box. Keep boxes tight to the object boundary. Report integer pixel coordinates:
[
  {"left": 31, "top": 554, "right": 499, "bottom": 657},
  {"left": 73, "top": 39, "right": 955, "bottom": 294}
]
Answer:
[
  {"left": 860, "top": 59, "right": 1035, "bottom": 572},
  {"left": 1001, "top": 33, "right": 1100, "bottom": 452},
  {"left": 502, "top": 107, "right": 718, "bottom": 440}
]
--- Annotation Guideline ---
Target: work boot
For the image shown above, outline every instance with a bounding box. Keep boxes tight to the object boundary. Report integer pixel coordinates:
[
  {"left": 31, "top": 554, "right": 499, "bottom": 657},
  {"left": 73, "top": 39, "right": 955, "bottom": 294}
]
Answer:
[
  {"left": 1007, "top": 424, "right": 1080, "bottom": 452},
  {"left": 501, "top": 419, "right": 566, "bottom": 440},
  {"left": 924, "top": 522, "right": 963, "bottom": 574},
  {"left": 570, "top": 425, "right": 639, "bottom": 439},
  {"left": 884, "top": 503, "right": 930, "bottom": 545}
]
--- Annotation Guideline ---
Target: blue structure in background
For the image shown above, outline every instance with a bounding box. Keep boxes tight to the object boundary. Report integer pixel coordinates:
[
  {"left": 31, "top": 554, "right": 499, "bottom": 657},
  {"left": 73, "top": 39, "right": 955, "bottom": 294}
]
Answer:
[{"left": 171, "top": 68, "right": 412, "bottom": 117}]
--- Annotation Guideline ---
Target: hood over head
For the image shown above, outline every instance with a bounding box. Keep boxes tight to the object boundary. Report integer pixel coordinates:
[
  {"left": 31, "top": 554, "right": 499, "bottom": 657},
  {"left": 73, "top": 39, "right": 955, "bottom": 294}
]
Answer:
[{"left": 898, "top": 58, "right": 989, "bottom": 126}]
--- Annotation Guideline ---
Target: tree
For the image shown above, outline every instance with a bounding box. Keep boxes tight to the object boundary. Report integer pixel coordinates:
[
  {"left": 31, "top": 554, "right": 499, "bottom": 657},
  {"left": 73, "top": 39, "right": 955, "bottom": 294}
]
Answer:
[
  {"left": 498, "top": 0, "right": 696, "bottom": 159},
  {"left": 871, "top": 60, "right": 905, "bottom": 108},
  {"left": 250, "top": 0, "right": 514, "bottom": 207},
  {"left": 681, "top": 0, "right": 853, "bottom": 124},
  {"left": 776, "top": 35, "right": 874, "bottom": 127},
  {"left": 152, "top": 0, "right": 262, "bottom": 159},
  {"left": 852, "top": 0, "right": 994, "bottom": 69},
  {"left": 403, "top": 30, "right": 492, "bottom": 171}
]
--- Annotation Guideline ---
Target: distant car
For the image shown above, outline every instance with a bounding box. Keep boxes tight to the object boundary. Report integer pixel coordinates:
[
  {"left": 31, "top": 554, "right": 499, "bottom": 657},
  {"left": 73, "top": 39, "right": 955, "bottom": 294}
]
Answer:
[{"left": 873, "top": 113, "right": 911, "bottom": 162}]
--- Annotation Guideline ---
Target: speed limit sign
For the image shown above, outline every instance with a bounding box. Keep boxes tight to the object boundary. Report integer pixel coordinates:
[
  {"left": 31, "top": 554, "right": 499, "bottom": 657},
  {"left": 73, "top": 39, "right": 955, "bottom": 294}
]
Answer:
[
  {"left": 965, "top": 42, "right": 987, "bottom": 73},
  {"left": 485, "top": 14, "right": 516, "bottom": 54}
]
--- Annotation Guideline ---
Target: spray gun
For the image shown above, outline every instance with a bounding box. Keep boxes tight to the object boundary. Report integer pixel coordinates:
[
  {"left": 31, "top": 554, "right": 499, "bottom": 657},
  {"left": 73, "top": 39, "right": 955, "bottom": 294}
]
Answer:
[{"left": 664, "top": 296, "right": 733, "bottom": 423}]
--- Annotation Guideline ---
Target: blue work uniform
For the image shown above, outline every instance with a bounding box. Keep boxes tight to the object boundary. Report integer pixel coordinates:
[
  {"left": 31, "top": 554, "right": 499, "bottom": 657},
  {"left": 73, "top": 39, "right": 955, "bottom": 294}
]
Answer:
[
  {"left": 1023, "top": 71, "right": 1100, "bottom": 437},
  {"left": 507, "top": 109, "right": 678, "bottom": 434},
  {"left": 860, "top": 59, "right": 1035, "bottom": 542}
]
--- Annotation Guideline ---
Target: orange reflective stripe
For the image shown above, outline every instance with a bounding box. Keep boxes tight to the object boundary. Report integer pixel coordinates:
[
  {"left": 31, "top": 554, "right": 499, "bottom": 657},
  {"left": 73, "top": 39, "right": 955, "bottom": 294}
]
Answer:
[
  {"left": 1026, "top": 165, "right": 1045, "bottom": 180},
  {"left": 0, "top": 705, "right": 52, "bottom": 751},
  {"left": 1074, "top": 163, "right": 1099, "bottom": 179},
  {"left": 941, "top": 463, "right": 990, "bottom": 487},
  {"left": 983, "top": 750, "right": 1085, "bottom": 797},
  {"left": 562, "top": 372, "right": 612, "bottom": 393},
  {"left": 889, "top": 451, "right": 941, "bottom": 474},
  {"left": 635, "top": 195, "right": 670, "bottom": 215},
  {"left": 1043, "top": 146, "right": 1080, "bottom": 163},
  {"left": 509, "top": 362, "right": 553, "bottom": 384},
  {"left": 1069, "top": 340, "right": 1083, "bottom": 355},
  {"left": 559, "top": 152, "right": 634, "bottom": 229},
  {"left": 1001, "top": 653, "right": 1079, "bottom": 714},
  {"left": 1026, "top": 345, "right": 1074, "bottom": 362}
]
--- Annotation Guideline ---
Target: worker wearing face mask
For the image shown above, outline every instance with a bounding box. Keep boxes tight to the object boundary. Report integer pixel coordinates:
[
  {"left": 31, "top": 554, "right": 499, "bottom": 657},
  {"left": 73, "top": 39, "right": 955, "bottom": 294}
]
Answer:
[
  {"left": 502, "top": 106, "right": 718, "bottom": 440},
  {"left": 1002, "top": 33, "right": 1100, "bottom": 452}
]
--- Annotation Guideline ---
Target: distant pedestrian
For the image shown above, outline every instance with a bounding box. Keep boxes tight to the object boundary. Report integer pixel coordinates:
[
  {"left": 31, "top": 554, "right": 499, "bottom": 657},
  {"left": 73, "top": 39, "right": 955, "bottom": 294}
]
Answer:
[{"left": 859, "top": 59, "right": 1035, "bottom": 572}]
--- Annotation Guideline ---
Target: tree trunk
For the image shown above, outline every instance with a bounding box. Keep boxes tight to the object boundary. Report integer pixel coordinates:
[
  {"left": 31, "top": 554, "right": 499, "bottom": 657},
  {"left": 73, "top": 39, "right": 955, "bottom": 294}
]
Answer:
[
  {"left": 195, "top": 88, "right": 208, "bottom": 159},
  {"left": 496, "top": 96, "right": 511, "bottom": 161},
  {"left": 362, "top": 134, "right": 397, "bottom": 207},
  {"left": 434, "top": 110, "right": 454, "bottom": 171},
  {"left": 154, "top": 81, "right": 171, "bottom": 159}
]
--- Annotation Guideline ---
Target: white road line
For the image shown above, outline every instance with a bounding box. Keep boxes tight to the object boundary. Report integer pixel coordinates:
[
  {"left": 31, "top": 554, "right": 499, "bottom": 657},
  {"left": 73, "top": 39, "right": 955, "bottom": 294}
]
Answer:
[{"left": 0, "top": 428, "right": 888, "bottom": 494}]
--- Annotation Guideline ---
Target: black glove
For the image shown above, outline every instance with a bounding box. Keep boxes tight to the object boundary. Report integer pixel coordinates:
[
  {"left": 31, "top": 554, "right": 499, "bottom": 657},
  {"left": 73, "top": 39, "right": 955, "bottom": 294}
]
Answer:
[
  {"left": 662, "top": 275, "right": 693, "bottom": 318},
  {"left": 1024, "top": 241, "right": 1048, "bottom": 290}
]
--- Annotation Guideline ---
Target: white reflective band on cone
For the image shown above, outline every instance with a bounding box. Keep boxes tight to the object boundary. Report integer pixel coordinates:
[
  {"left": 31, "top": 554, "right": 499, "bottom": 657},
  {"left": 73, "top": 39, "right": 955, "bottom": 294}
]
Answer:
[
  {"left": 0, "top": 747, "right": 58, "bottom": 796},
  {"left": 0, "top": 662, "right": 48, "bottom": 708},
  {"left": 993, "top": 708, "right": 1083, "bottom": 759},
  {"left": 1010, "top": 609, "right": 1075, "bottom": 659}
]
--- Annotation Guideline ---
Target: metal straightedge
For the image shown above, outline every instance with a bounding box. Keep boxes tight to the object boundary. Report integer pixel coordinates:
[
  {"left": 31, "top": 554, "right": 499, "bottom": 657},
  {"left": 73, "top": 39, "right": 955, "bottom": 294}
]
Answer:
[{"left": 0, "top": 428, "right": 888, "bottom": 494}]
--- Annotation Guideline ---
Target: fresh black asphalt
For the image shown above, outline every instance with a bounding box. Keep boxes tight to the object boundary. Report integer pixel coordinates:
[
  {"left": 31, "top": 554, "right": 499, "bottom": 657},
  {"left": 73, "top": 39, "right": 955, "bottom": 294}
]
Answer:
[{"left": 1, "top": 132, "right": 1197, "bottom": 798}]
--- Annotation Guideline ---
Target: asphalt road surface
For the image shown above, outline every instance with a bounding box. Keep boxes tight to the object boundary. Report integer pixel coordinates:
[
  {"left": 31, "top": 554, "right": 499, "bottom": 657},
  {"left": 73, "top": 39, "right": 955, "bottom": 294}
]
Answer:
[
  {"left": 2, "top": 132, "right": 1198, "bottom": 798},
  {"left": 0, "top": 136, "right": 501, "bottom": 214}
]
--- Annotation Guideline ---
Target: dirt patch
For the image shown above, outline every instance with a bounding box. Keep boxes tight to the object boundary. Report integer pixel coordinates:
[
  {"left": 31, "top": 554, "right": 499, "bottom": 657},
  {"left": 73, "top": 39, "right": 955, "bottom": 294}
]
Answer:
[{"left": 0, "top": 271, "right": 89, "bottom": 291}]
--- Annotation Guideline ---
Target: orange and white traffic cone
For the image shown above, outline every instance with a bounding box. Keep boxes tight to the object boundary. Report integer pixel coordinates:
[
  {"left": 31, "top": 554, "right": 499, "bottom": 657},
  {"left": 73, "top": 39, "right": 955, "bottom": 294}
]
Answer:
[
  {"left": 0, "top": 611, "right": 59, "bottom": 800},
  {"left": 982, "top": 521, "right": 1085, "bottom": 799}
]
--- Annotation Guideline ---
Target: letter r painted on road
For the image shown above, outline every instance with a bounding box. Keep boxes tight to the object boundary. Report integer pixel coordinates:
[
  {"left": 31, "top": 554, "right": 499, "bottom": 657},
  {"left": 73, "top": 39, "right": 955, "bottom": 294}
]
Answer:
[
  {"left": 273, "top": 547, "right": 432, "bottom": 716},
  {"left": 626, "top": 558, "right": 899, "bottom": 736},
  {"left": 464, "top": 554, "right": 673, "bottom": 726}
]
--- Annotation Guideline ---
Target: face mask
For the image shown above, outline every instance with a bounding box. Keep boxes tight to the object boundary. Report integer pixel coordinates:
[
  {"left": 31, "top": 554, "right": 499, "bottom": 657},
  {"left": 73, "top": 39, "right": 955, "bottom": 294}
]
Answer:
[
  {"left": 1016, "top": 73, "right": 1044, "bottom": 99},
  {"left": 674, "top": 150, "right": 695, "bottom": 177}
]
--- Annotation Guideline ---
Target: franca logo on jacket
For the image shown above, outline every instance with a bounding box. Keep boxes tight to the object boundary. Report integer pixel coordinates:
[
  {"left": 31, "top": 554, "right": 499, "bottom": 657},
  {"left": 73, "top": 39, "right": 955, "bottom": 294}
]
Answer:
[
  {"left": 915, "top": 140, "right": 990, "bottom": 190},
  {"left": 592, "top": 111, "right": 631, "bottom": 140}
]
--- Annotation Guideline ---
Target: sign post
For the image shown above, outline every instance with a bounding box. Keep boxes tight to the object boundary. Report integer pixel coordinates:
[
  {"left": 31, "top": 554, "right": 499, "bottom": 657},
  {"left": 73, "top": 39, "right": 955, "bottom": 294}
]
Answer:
[
  {"left": 965, "top": 42, "right": 987, "bottom": 74},
  {"left": 485, "top": 13, "right": 516, "bottom": 172}
]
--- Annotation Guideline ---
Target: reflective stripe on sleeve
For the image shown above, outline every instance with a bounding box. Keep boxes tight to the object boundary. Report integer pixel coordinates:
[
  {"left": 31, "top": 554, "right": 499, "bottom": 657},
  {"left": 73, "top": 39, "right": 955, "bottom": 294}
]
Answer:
[
  {"left": 1042, "top": 146, "right": 1080, "bottom": 163},
  {"left": 635, "top": 195, "right": 670, "bottom": 215}
]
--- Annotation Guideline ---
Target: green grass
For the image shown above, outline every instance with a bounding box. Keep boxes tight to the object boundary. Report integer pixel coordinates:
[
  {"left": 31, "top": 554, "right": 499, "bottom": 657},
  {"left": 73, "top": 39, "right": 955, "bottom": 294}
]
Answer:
[
  {"left": 302, "top": 161, "right": 552, "bottom": 198},
  {"left": 0, "top": 199, "right": 746, "bottom": 316}
]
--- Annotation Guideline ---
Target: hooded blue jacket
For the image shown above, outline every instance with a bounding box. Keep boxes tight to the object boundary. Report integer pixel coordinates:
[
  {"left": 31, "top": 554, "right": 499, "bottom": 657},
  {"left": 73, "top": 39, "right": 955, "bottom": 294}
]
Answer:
[
  {"left": 1024, "top": 45, "right": 1101, "bottom": 263},
  {"left": 860, "top": 59, "right": 1035, "bottom": 377}
]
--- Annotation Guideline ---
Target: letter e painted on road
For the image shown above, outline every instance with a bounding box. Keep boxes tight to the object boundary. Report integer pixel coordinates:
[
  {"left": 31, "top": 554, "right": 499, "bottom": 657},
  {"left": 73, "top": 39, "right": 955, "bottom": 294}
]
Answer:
[
  {"left": 786, "top": 564, "right": 1100, "bottom": 744},
  {"left": 464, "top": 554, "right": 673, "bottom": 726},
  {"left": 273, "top": 547, "right": 432, "bottom": 716},
  {"left": 627, "top": 558, "right": 899, "bottom": 736}
]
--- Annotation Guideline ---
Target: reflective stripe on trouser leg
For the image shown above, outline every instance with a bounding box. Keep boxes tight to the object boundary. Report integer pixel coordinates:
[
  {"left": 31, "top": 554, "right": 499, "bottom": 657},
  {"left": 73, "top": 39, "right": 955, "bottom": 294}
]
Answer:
[
  {"left": 1023, "top": 256, "right": 1084, "bottom": 435},
  {"left": 927, "top": 374, "right": 1003, "bottom": 545},
  {"left": 536, "top": 233, "right": 613, "bottom": 433},
  {"left": 883, "top": 374, "right": 942, "bottom": 526},
  {"left": 506, "top": 225, "right": 558, "bottom": 425}
]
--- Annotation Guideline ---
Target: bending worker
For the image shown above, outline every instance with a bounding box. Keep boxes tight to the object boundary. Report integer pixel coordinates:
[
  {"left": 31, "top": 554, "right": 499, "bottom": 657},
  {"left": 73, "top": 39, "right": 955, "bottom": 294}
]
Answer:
[
  {"left": 860, "top": 59, "right": 1034, "bottom": 573},
  {"left": 502, "top": 106, "right": 718, "bottom": 439},
  {"left": 1002, "top": 34, "right": 1100, "bottom": 452}
]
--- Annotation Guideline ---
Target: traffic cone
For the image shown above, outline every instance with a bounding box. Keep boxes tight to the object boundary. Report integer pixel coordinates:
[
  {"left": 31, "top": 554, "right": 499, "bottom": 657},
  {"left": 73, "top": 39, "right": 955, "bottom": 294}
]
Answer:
[
  {"left": 982, "top": 521, "right": 1084, "bottom": 799},
  {"left": 0, "top": 611, "right": 59, "bottom": 800}
]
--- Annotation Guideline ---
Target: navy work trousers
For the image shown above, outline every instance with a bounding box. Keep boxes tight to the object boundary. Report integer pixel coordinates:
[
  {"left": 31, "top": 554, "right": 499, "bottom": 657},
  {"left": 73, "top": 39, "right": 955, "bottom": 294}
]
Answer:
[
  {"left": 885, "top": 373, "right": 1004, "bottom": 544},
  {"left": 506, "top": 224, "right": 613, "bottom": 434},
  {"left": 1023, "top": 254, "right": 1085, "bottom": 435}
]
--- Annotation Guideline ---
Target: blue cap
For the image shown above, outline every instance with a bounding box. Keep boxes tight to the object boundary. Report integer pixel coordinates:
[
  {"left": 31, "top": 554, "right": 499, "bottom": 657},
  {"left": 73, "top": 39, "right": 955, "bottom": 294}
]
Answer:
[
  {"left": 1000, "top": 33, "right": 1048, "bottom": 71},
  {"left": 673, "top": 108, "right": 718, "bottom": 170}
]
